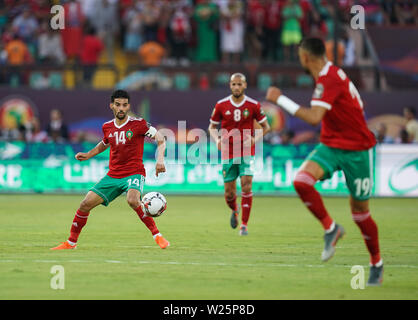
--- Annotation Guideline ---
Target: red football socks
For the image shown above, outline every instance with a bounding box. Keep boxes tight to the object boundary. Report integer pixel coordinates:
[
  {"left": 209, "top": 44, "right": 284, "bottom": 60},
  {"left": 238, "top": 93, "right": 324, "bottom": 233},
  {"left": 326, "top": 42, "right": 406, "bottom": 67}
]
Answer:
[
  {"left": 241, "top": 192, "right": 253, "bottom": 226},
  {"left": 135, "top": 205, "right": 159, "bottom": 236},
  {"left": 293, "top": 171, "right": 334, "bottom": 230},
  {"left": 68, "top": 209, "right": 90, "bottom": 243},
  {"left": 352, "top": 211, "right": 381, "bottom": 265}
]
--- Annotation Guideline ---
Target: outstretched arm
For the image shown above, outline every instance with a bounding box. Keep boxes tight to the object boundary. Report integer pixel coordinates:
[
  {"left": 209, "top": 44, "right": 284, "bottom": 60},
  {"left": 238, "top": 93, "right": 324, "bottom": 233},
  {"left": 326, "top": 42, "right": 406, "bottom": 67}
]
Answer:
[
  {"left": 75, "top": 141, "right": 108, "bottom": 161},
  {"left": 266, "top": 87, "right": 327, "bottom": 126}
]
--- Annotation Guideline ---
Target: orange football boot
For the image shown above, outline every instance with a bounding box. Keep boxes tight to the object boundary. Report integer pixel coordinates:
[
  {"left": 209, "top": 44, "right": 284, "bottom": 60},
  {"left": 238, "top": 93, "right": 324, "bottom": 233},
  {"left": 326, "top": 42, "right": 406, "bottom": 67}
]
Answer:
[
  {"left": 155, "top": 235, "right": 170, "bottom": 249},
  {"left": 50, "top": 241, "right": 77, "bottom": 250}
]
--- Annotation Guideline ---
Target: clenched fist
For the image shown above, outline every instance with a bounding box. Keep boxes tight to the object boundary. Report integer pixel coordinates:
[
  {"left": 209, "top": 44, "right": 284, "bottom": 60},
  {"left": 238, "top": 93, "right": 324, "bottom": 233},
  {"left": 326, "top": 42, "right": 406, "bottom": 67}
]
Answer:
[{"left": 265, "top": 86, "right": 282, "bottom": 104}]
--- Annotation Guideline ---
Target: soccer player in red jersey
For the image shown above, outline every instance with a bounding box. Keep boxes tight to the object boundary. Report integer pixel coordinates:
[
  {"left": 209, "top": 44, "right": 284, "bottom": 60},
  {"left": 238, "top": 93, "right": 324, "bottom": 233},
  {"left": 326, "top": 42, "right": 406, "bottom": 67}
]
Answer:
[
  {"left": 51, "top": 90, "right": 170, "bottom": 250},
  {"left": 209, "top": 73, "right": 270, "bottom": 235},
  {"left": 266, "top": 38, "right": 383, "bottom": 286}
]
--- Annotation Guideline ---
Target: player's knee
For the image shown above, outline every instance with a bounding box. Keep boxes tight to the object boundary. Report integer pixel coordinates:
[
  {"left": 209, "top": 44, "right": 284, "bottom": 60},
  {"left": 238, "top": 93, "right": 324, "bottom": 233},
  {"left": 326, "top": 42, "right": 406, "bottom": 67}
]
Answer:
[
  {"left": 127, "top": 197, "right": 140, "bottom": 209},
  {"left": 79, "top": 199, "right": 93, "bottom": 212}
]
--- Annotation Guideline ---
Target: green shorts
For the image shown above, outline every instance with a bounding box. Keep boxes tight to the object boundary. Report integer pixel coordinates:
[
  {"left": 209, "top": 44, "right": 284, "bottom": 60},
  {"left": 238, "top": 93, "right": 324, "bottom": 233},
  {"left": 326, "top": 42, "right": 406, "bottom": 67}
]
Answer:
[
  {"left": 306, "top": 143, "right": 375, "bottom": 201},
  {"left": 222, "top": 156, "right": 255, "bottom": 183},
  {"left": 90, "top": 174, "right": 145, "bottom": 206}
]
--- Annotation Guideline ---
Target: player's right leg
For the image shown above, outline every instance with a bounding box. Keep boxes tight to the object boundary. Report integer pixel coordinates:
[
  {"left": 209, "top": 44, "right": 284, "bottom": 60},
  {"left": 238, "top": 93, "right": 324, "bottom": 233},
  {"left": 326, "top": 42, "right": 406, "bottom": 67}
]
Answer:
[
  {"left": 50, "top": 191, "right": 103, "bottom": 250},
  {"left": 293, "top": 147, "right": 344, "bottom": 261}
]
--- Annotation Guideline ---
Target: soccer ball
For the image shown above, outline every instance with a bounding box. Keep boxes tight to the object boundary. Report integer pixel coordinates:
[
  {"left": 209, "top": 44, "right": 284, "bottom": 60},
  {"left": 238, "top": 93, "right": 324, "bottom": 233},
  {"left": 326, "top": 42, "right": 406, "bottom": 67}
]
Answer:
[{"left": 142, "top": 192, "right": 167, "bottom": 217}]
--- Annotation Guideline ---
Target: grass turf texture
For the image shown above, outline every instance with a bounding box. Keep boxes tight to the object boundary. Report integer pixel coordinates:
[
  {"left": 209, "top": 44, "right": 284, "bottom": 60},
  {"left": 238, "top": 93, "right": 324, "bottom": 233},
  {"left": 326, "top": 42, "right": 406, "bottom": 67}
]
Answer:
[{"left": 0, "top": 194, "right": 417, "bottom": 300}]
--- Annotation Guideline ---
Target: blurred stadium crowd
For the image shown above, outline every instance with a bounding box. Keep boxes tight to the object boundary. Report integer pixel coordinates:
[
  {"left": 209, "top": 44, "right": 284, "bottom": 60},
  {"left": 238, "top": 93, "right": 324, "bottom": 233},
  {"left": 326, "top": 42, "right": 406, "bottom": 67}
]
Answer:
[{"left": 1, "top": 0, "right": 417, "bottom": 70}]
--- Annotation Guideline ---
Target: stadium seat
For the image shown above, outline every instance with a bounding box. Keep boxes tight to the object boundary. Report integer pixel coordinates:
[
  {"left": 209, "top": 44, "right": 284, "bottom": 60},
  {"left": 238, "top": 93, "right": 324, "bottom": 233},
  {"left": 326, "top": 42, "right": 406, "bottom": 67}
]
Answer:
[
  {"left": 49, "top": 72, "right": 63, "bottom": 89},
  {"left": 215, "top": 73, "right": 230, "bottom": 87},
  {"left": 296, "top": 74, "right": 314, "bottom": 88},
  {"left": 257, "top": 73, "right": 272, "bottom": 91},
  {"left": 276, "top": 74, "right": 293, "bottom": 88},
  {"left": 174, "top": 73, "right": 190, "bottom": 90},
  {"left": 29, "top": 72, "right": 42, "bottom": 88}
]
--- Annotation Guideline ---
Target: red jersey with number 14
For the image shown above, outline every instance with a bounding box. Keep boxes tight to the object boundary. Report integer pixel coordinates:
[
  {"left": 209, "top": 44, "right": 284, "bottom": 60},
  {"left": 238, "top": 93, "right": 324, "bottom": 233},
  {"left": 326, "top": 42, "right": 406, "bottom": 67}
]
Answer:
[
  {"left": 101, "top": 116, "right": 151, "bottom": 178},
  {"left": 311, "top": 61, "right": 376, "bottom": 151}
]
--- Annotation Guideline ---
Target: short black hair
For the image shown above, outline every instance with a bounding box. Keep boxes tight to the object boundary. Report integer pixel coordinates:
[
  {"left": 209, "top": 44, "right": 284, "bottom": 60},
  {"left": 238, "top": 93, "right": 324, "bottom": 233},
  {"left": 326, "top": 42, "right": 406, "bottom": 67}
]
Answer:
[
  {"left": 111, "top": 90, "right": 130, "bottom": 103},
  {"left": 299, "top": 37, "right": 326, "bottom": 57}
]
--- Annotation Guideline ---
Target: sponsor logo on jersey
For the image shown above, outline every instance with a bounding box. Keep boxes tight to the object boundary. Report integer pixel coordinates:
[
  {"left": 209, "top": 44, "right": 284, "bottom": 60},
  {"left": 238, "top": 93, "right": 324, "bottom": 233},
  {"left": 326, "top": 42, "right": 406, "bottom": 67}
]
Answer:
[{"left": 225, "top": 110, "right": 231, "bottom": 115}]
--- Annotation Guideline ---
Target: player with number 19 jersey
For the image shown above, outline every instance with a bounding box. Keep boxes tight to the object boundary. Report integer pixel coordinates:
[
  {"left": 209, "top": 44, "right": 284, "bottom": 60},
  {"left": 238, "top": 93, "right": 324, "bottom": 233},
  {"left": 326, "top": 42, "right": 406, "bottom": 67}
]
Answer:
[
  {"left": 102, "top": 116, "right": 153, "bottom": 178},
  {"left": 311, "top": 61, "right": 376, "bottom": 150}
]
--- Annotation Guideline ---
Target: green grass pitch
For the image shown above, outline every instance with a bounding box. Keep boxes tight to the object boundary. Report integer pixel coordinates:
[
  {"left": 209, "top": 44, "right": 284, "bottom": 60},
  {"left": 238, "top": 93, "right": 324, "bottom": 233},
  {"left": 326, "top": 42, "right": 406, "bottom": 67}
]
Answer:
[{"left": 0, "top": 194, "right": 417, "bottom": 300}]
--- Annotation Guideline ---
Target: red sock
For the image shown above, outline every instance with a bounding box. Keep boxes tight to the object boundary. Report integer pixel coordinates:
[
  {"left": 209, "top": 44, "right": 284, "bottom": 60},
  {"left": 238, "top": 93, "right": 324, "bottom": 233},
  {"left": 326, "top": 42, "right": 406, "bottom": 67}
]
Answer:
[
  {"left": 293, "top": 171, "right": 334, "bottom": 230},
  {"left": 241, "top": 192, "right": 253, "bottom": 226},
  {"left": 135, "top": 205, "right": 159, "bottom": 236},
  {"left": 352, "top": 211, "right": 381, "bottom": 265},
  {"left": 68, "top": 209, "right": 90, "bottom": 243},
  {"left": 225, "top": 194, "right": 238, "bottom": 212}
]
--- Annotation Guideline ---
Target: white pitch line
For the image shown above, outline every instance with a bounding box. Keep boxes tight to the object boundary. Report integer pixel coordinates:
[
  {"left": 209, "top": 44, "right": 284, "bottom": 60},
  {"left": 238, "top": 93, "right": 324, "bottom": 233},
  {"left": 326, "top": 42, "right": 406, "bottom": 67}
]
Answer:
[{"left": 0, "top": 259, "right": 417, "bottom": 269}]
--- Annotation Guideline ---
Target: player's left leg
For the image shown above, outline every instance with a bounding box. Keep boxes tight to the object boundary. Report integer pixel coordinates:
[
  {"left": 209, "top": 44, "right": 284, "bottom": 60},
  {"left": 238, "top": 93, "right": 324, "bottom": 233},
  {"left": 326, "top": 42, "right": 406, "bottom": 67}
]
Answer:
[
  {"left": 127, "top": 188, "right": 169, "bottom": 249},
  {"left": 223, "top": 160, "right": 240, "bottom": 229},
  {"left": 342, "top": 147, "right": 382, "bottom": 285},
  {"left": 239, "top": 175, "right": 253, "bottom": 236},
  {"left": 350, "top": 197, "right": 383, "bottom": 286}
]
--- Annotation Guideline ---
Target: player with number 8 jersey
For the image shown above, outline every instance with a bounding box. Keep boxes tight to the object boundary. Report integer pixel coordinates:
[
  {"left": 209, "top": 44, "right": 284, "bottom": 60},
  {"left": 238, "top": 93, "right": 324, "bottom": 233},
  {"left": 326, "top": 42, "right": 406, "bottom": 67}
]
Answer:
[{"left": 51, "top": 90, "right": 170, "bottom": 251}]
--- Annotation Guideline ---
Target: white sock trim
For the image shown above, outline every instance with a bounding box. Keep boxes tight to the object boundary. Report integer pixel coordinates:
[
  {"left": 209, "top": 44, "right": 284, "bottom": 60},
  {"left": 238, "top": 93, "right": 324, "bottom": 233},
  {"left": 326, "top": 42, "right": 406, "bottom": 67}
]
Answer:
[
  {"left": 325, "top": 222, "right": 335, "bottom": 234},
  {"left": 371, "top": 259, "right": 383, "bottom": 267},
  {"left": 67, "top": 240, "right": 76, "bottom": 246},
  {"left": 153, "top": 233, "right": 162, "bottom": 239}
]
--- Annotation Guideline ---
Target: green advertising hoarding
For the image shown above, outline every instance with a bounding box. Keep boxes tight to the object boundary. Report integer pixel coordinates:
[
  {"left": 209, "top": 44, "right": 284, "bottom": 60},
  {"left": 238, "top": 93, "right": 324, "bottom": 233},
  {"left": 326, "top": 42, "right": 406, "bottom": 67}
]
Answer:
[
  {"left": 1, "top": 142, "right": 417, "bottom": 197},
  {"left": 0, "top": 142, "right": 353, "bottom": 195}
]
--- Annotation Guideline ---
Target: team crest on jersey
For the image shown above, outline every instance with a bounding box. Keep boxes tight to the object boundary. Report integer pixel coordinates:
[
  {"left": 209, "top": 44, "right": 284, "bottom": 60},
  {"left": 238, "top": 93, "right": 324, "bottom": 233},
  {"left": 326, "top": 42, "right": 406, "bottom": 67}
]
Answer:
[
  {"left": 243, "top": 108, "right": 250, "bottom": 118},
  {"left": 313, "top": 83, "right": 324, "bottom": 99},
  {"left": 126, "top": 130, "right": 134, "bottom": 140}
]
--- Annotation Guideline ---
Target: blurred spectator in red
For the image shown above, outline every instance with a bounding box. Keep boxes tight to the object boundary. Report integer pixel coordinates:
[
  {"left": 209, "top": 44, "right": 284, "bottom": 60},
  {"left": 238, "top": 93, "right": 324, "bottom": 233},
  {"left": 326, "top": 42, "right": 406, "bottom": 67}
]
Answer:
[
  {"left": 30, "top": 0, "right": 51, "bottom": 21},
  {"left": 138, "top": 40, "right": 166, "bottom": 67},
  {"left": 62, "top": 0, "right": 84, "bottom": 60},
  {"left": 193, "top": 0, "right": 219, "bottom": 63},
  {"left": 281, "top": 0, "right": 303, "bottom": 62},
  {"left": 246, "top": 0, "right": 265, "bottom": 62},
  {"left": 262, "top": 0, "right": 281, "bottom": 62},
  {"left": 404, "top": 106, "right": 418, "bottom": 143},
  {"left": 219, "top": 0, "right": 244, "bottom": 64},
  {"left": 38, "top": 21, "right": 65, "bottom": 64},
  {"left": 80, "top": 27, "right": 104, "bottom": 85},
  {"left": 168, "top": 1, "right": 192, "bottom": 65},
  {"left": 46, "top": 109, "right": 69, "bottom": 143}
]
